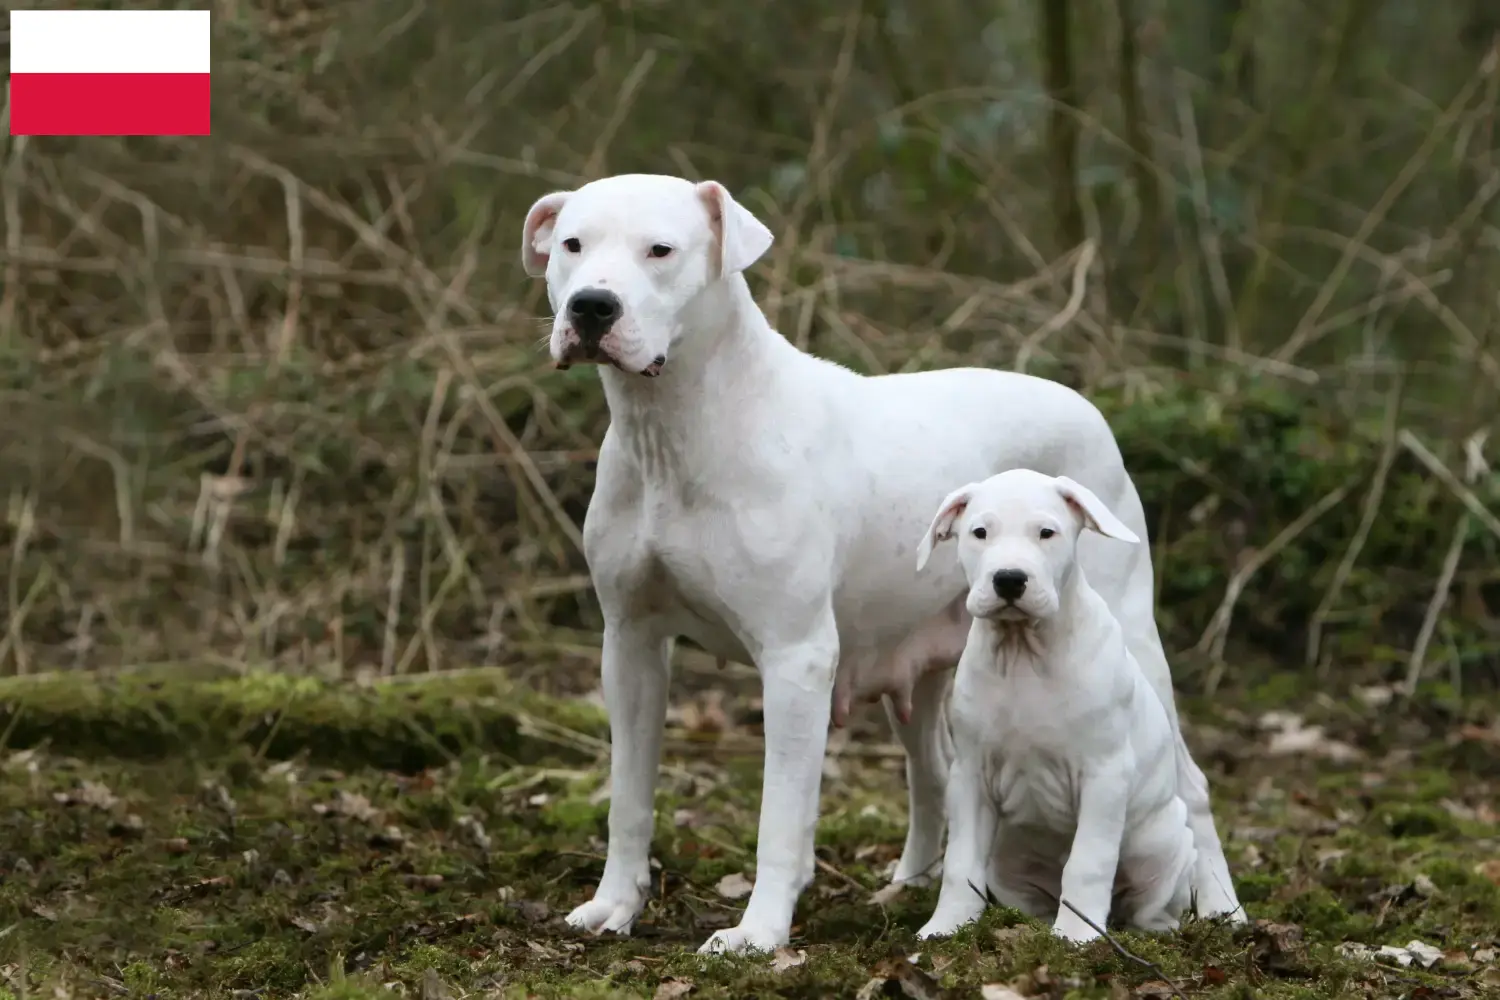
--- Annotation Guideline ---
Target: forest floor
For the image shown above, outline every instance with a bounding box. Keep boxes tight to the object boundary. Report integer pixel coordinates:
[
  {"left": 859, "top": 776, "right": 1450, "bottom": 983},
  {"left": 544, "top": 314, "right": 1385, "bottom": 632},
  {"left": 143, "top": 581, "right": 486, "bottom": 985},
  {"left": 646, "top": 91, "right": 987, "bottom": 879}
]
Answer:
[{"left": 1, "top": 667, "right": 1498, "bottom": 999}]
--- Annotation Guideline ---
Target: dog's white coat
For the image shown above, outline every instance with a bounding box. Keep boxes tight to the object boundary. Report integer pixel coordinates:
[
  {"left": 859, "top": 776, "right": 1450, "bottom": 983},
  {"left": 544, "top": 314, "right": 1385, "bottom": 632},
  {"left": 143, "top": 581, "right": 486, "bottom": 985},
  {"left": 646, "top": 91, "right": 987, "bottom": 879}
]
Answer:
[
  {"left": 520, "top": 173, "right": 1243, "bottom": 954},
  {"left": 912, "top": 470, "right": 1197, "bottom": 942}
]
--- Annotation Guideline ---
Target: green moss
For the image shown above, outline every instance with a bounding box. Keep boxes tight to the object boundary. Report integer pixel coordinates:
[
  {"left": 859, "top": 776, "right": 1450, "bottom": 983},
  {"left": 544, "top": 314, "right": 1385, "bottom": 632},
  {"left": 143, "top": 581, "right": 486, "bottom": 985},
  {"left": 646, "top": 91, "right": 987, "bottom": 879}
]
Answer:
[
  {"left": 0, "top": 668, "right": 605, "bottom": 772},
  {"left": 1379, "top": 804, "right": 1459, "bottom": 839},
  {"left": 3, "top": 673, "right": 1495, "bottom": 999},
  {"left": 1233, "top": 871, "right": 1285, "bottom": 903}
]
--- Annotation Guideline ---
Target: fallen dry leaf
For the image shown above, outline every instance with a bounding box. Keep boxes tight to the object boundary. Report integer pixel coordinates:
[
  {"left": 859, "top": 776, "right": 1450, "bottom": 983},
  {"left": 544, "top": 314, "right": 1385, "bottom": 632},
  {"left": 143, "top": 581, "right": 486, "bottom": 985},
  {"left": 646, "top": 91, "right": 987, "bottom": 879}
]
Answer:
[
  {"left": 1474, "top": 946, "right": 1496, "bottom": 963},
  {"left": 1476, "top": 859, "right": 1500, "bottom": 885},
  {"left": 1376, "top": 939, "right": 1443, "bottom": 969},
  {"left": 54, "top": 780, "right": 120, "bottom": 811},
  {"left": 770, "top": 948, "right": 806, "bottom": 973},
  {"left": 653, "top": 977, "right": 694, "bottom": 999},
  {"left": 1133, "top": 983, "right": 1180, "bottom": 1000},
  {"left": 1456, "top": 723, "right": 1500, "bottom": 746},
  {"left": 1246, "top": 920, "right": 1309, "bottom": 976},
  {"left": 419, "top": 967, "right": 452, "bottom": 1000},
  {"left": 715, "top": 872, "right": 754, "bottom": 899},
  {"left": 1258, "top": 711, "right": 1361, "bottom": 762},
  {"left": 314, "top": 789, "right": 381, "bottom": 823},
  {"left": 980, "top": 986, "right": 1027, "bottom": 1000},
  {"left": 992, "top": 926, "right": 1028, "bottom": 945},
  {"left": 679, "top": 690, "right": 730, "bottom": 735},
  {"left": 865, "top": 954, "right": 947, "bottom": 1000}
]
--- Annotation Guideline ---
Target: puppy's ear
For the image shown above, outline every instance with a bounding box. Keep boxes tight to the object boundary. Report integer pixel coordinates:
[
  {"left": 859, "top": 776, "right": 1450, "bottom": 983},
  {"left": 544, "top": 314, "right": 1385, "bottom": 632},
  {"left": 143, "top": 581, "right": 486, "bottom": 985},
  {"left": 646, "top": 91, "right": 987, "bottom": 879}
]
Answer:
[
  {"left": 697, "top": 181, "right": 774, "bottom": 277},
  {"left": 522, "top": 191, "right": 572, "bottom": 277},
  {"left": 1054, "top": 477, "right": 1140, "bottom": 544},
  {"left": 916, "top": 484, "right": 978, "bottom": 572}
]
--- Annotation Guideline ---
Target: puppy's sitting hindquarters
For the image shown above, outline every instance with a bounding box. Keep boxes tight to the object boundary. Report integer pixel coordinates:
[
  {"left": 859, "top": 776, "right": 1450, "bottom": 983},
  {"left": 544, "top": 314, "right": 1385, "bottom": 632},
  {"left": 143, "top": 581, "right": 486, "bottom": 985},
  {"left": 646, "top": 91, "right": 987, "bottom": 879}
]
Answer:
[{"left": 913, "top": 469, "right": 1198, "bottom": 943}]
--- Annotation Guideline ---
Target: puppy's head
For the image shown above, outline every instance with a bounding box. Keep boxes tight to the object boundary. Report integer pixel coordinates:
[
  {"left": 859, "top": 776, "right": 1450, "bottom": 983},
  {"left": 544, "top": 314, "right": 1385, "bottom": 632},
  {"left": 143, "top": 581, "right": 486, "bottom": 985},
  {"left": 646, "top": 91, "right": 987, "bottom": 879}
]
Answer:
[
  {"left": 521, "top": 174, "right": 774, "bottom": 377},
  {"left": 915, "top": 469, "right": 1140, "bottom": 623}
]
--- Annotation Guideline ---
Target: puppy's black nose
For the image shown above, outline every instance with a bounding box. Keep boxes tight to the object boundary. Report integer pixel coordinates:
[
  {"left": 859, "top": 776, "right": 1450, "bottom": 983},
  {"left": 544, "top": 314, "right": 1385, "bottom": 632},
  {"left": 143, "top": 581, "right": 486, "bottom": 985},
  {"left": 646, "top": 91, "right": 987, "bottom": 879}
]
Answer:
[
  {"left": 567, "top": 288, "right": 622, "bottom": 342},
  {"left": 992, "top": 569, "right": 1028, "bottom": 601}
]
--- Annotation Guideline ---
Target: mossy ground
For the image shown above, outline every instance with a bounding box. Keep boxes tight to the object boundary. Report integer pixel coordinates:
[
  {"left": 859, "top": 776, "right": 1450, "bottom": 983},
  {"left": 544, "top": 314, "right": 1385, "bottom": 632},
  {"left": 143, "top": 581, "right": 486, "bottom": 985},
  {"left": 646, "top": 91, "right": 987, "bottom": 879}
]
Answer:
[{"left": 1, "top": 671, "right": 1498, "bottom": 999}]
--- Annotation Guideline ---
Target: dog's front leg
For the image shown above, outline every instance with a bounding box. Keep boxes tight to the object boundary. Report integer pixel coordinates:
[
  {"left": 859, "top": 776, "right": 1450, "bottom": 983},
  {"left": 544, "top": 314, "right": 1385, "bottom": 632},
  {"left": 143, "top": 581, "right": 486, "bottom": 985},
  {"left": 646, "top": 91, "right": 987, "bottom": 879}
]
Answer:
[
  {"left": 565, "top": 622, "right": 672, "bottom": 936},
  {"left": 1052, "top": 759, "right": 1131, "bottom": 942},
  {"left": 916, "top": 750, "right": 995, "bottom": 939},
  {"left": 699, "top": 619, "right": 839, "bottom": 955}
]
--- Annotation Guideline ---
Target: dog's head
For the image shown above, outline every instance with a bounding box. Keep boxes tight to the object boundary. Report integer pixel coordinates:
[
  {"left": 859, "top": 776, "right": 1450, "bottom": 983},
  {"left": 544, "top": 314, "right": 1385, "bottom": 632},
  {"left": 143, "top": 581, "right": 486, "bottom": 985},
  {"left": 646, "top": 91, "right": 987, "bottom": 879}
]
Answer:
[
  {"left": 521, "top": 173, "right": 774, "bottom": 377},
  {"left": 915, "top": 469, "right": 1139, "bottom": 623}
]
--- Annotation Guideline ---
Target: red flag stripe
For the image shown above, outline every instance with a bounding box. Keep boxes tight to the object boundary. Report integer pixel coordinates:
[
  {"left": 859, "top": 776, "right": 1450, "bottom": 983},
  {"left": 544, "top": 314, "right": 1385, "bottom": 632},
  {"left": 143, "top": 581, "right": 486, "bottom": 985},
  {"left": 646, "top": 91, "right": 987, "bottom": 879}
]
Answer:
[{"left": 10, "top": 73, "right": 211, "bottom": 137}]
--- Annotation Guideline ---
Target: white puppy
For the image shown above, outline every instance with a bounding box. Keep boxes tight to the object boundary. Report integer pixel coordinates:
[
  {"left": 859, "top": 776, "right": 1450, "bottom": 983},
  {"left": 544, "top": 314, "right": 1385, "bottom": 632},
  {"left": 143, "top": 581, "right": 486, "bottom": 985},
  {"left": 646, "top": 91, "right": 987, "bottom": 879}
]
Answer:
[
  {"left": 913, "top": 469, "right": 1197, "bottom": 942},
  {"left": 520, "top": 173, "right": 1242, "bottom": 955}
]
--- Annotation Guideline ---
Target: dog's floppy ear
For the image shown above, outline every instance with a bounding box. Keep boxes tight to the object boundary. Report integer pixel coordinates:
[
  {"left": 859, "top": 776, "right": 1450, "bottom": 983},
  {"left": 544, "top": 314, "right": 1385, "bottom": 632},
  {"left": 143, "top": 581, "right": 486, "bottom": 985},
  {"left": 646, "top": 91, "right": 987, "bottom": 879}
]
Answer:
[
  {"left": 1054, "top": 476, "right": 1140, "bottom": 544},
  {"left": 522, "top": 191, "right": 571, "bottom": 277},
  {"left": 916, "top": 484, "right": 978, "bottom": 572},
  {"left": 697, "top": 181, "right": 774, "bottom": 277}
]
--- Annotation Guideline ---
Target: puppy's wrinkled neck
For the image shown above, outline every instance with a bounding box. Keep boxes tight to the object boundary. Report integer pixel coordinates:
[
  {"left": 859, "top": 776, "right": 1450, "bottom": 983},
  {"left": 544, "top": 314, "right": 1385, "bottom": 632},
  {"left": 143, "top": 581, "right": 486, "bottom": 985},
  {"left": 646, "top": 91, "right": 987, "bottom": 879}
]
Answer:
[
  {"left": 979, "top": 569, "right": 1088, "bottom": 675},
  {"left": 984, "top": 618, "right": 1045, "bottom": 668}
]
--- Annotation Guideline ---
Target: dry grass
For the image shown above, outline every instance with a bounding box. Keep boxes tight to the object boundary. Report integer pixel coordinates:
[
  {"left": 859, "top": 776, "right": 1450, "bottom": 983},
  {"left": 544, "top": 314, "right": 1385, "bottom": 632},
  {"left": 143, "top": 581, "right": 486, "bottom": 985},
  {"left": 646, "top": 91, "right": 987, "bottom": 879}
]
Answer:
[{"left": 2, "top": 0, "right": 1498, "bottom": 686}]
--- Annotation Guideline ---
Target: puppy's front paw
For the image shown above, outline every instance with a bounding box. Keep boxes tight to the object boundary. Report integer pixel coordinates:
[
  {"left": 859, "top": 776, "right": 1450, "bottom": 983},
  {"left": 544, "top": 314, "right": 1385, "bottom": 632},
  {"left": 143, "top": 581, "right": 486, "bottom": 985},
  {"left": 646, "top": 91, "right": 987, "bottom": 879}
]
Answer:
[
  {"left": 916, "top": 913, "right": 974, "bottom": 940},
  {"left": 697, "top": 921, "right": 786, "bottom": 955}
]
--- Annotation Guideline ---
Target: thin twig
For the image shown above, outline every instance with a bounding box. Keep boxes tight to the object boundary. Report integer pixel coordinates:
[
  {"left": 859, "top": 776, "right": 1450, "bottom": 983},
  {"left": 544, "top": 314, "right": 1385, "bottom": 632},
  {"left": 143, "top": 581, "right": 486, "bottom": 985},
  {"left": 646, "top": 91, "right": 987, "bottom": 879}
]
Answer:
[
  {"left": 1306, "top": 379, "right": 1404, "bottom": 667},
  {"left": 1199, "top": 477, "right": 1359, "bottom": 694},
  {"left": 1398, "top": 429, "right": 1500, "bottom": 541},
  {"left": 1056, "top": 897, "right": 1190, "bottom": 1000},
  {"left": 1404, "top": 429, "right": 1490, "bottom": 695},
  {"left": 1016, "top": 240, "right": 1096, "bottom": 372}
]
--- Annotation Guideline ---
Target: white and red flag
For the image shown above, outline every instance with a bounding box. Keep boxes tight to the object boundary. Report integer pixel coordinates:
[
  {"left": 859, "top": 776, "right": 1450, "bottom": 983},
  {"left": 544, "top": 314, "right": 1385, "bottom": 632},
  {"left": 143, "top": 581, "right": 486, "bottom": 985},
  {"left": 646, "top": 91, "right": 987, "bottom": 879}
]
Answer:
[{"left": 8, "top": 9, "right": 211, "bottom": 136}]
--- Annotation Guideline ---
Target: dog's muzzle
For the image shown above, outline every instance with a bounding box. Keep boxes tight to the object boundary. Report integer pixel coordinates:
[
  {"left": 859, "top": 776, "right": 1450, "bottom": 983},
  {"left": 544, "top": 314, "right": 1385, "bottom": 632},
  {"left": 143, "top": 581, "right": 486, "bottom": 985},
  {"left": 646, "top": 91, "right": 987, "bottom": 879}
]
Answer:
[{"left": 567, "top": 288, "right": 622, "bottom": 345}]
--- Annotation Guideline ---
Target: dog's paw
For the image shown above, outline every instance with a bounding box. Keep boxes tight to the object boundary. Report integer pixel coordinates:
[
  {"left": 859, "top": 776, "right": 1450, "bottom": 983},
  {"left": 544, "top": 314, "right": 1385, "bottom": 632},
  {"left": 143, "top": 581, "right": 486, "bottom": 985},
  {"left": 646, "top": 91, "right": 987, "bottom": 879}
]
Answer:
[
  {"left": 1193, "top": 888, "right": 1248, "bottom": 925},
  {"left": 888, "top": 859, "right": 942, "bottom": 888},
  {"left": 1050, "top": 913, "right": 1101, "bottom": 943},
  {"left": 565, "top": 892, "right": 644, "bottom": 936},
  {"left": 696, "top": 921, "right": 786, "bottom": 956},
  {"left": 915, "top": 915, "right": 971, "bottom": 940}
]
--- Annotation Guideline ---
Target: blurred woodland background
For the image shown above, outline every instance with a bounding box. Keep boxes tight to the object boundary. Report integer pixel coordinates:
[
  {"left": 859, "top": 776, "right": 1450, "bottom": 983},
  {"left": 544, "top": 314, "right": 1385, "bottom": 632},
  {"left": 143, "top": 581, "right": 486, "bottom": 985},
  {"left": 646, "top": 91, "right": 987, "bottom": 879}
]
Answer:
[{"left": 3, "top": 0, "right": 1500, "bottom": 695}]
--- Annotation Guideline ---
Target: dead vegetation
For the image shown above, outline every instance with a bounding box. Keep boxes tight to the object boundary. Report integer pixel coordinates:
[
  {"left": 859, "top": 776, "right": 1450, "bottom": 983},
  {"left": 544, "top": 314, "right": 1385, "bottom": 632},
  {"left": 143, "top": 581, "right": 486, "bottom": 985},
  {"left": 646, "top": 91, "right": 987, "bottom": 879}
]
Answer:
[{"left": 3, "top": 0, "right": 1500, "bottom": 995}]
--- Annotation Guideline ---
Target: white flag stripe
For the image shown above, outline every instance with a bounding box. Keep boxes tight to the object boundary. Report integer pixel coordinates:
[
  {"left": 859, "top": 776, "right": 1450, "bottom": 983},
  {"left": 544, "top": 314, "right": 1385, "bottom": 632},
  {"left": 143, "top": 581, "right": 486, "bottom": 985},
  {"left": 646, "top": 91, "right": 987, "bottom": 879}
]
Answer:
[{"left": 9, "top": 10, "right": 211, "bottom": 75}]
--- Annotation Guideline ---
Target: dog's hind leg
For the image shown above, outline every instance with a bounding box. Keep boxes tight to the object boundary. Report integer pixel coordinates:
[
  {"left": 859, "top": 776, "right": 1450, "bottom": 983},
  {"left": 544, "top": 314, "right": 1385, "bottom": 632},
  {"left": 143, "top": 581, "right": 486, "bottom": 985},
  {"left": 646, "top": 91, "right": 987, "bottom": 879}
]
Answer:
[
  {"left": 887, "top": 668, "right": 955, "bottom": 886},
  {"left": 1117, "top": 798, "right": 1197, "bottom": 933},
  {"left": 1174, "top": 741, "right": 1245, "bottom": 922}
]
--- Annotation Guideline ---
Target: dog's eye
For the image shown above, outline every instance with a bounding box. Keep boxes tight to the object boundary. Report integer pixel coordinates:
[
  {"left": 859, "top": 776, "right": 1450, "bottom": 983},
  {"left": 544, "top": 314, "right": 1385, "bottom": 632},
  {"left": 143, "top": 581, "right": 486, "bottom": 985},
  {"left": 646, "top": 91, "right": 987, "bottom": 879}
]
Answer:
[
  {"left": 1039, "top": 528, "right": 1056, "bottom": 540},
  {"left": 971, "top": 526, "right": 987, "bottom": 540},
  {"left": 648, "top": 243, "right": 674, "bottom": 259},
  {"left": 562, "top": 238, "right": 581, "bottom": 253}
]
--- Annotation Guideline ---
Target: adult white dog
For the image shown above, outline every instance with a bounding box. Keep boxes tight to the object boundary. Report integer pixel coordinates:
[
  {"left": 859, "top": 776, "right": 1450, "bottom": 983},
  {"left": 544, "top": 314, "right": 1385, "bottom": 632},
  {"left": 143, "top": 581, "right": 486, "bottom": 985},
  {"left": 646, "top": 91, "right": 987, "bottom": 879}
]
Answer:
[
  {"left": 519, "top": 173, "right": 1242, "bottom": 954},
  {"left": 912, "top": 469, "right": 1198, "bottom": 942}
]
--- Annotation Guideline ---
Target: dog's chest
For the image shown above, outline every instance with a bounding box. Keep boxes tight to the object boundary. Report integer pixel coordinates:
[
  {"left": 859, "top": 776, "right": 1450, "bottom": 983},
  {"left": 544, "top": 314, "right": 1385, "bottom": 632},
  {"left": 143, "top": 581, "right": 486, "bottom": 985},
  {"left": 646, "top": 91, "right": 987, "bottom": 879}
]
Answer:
[{"left": 960, "top": 669, "right": 1121, "bottom": 831}]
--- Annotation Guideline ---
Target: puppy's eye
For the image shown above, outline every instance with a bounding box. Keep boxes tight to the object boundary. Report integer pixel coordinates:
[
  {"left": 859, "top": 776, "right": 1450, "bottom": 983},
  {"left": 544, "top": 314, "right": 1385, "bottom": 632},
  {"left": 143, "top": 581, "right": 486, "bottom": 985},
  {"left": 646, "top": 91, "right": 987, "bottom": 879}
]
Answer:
[
  {"left": 1039, "top": 528, "right": 1056, "bottom": 540},
  {"left": 971, "top": 526, "right": 987, "bottom": 540},
  {"left": 648, "top": 243, "right": 674, "bottom": 259},
  {"left": 562, "top": 237, "right": 582, "bottom": 253}
]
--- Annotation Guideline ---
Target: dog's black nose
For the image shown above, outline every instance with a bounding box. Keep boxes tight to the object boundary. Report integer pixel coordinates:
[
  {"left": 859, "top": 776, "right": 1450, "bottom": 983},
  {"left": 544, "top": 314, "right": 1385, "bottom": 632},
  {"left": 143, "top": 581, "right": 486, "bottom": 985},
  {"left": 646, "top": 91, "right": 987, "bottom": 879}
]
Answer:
[
  {"left": 992, "top": 569, "right": 1028, "bottom": 601},
  {"left": 567, "top": 288, "right": 622, "bottom": 341}
]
